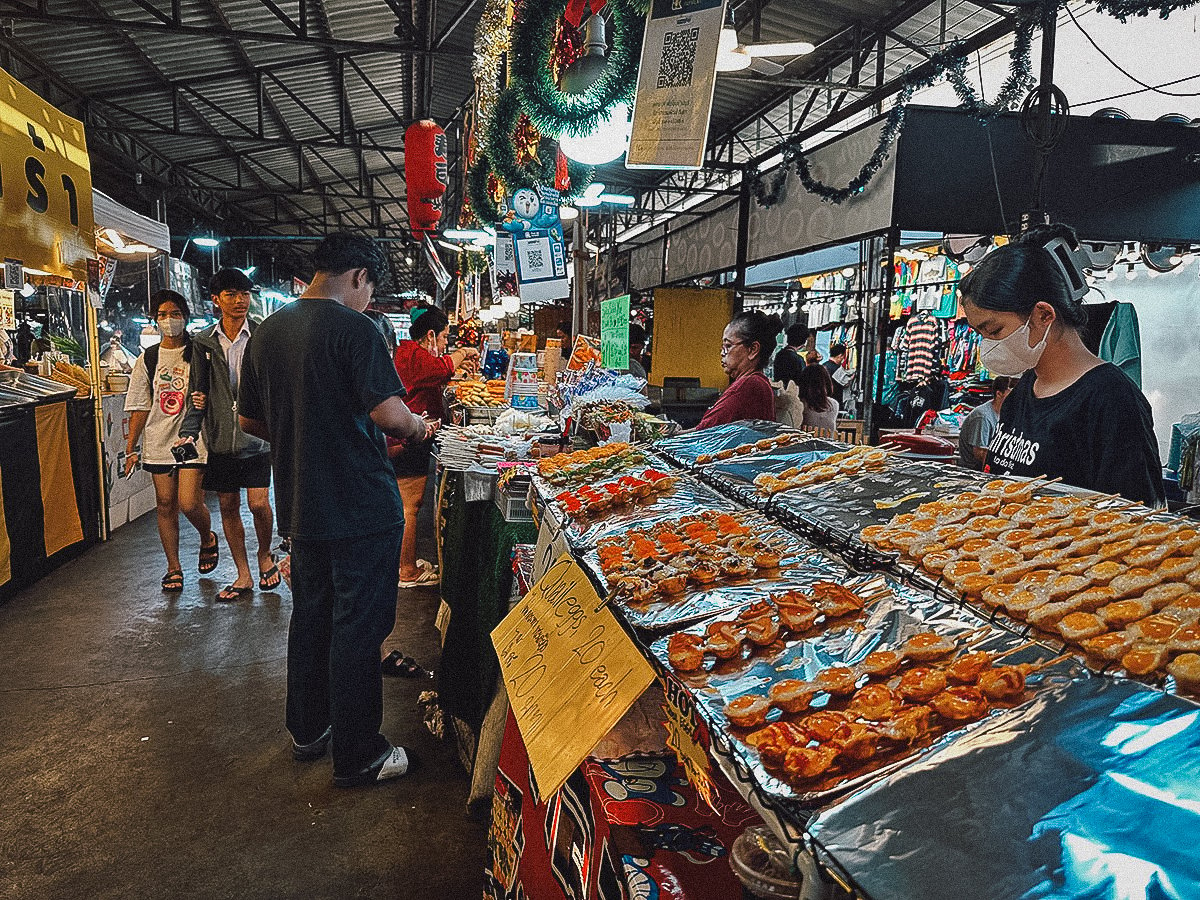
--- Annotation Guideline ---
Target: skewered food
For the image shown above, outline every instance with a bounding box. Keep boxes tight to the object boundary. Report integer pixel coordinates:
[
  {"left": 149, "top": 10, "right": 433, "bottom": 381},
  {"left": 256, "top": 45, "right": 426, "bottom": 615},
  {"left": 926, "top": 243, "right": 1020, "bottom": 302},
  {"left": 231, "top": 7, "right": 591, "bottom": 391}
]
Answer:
[
  {"left": 814, "top": 666, "right": 858, "bottom": 697},
  {"left": 743, "top": 614, "right": 782, "bottom": 647},
  {"left": 705, "top": 621, "right": 743, "bottom": 659},
  {"left": 901, "top": 631, "right": 958, "bottom": 662},
  {"left": 860, "top": 650, "right": 904, "bottom": 678},
  {"left": 783, "top": 745, "right": 840, "bottom": 780},
  {"left": 1122, "top": 643, "right": 1169, "bottom": 676},
  {"left": 667, "top": 633, "right": 706, "bottom": 671},
  {"left": 930, "top": 686, "right": 990, "bottom": 720},
  {"left": 1080, "top": 631, "right": 1134, "bottom": 661},
  {"left": 977, "top": 666, "right": 1029, "bottom": 701},
  {"left": 696, "top": 433, "right": 804, "bottom": 466},
  {"left": 1057, "top": 612, "right": 1107, "bottom": 642},
  {"left": 846, "top": 684, "right": 902, "bottom": 721},
  {"left": 725, "top": 693, "right": 772, "bottom": 729},
  {"left": 897, "top": 666, "right": 948, "bottom": 702},
  {"left": 799, "top": 710, "right": 851, "bottom": 741},
  {"left": 946, "top": 651, "right": 996, "bottom": 684},
  {"left": 875, "top": 706, "right": 933, "bottom": 743},
  {"left": 754, "top": 444, "right": 890, "bottom": 496},
  {"left": 776, "top": 597, "right": 820, "bottom": 632},
  {"left": 812, "top": 582, "right": 866, "bottom": 617},
  {"left": 538, "top": 442, "right": 645, "bottom": 486},
  {"left": 768, "top": 679, "right": 815, "bottom": 714}
]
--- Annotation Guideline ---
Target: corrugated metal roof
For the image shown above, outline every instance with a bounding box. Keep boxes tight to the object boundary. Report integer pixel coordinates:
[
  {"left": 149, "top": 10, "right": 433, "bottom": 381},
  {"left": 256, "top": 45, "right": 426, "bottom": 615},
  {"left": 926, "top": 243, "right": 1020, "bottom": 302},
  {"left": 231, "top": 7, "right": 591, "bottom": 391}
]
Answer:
[{"left": 4, "top": 0, "right": 1007, "bottom": 240}]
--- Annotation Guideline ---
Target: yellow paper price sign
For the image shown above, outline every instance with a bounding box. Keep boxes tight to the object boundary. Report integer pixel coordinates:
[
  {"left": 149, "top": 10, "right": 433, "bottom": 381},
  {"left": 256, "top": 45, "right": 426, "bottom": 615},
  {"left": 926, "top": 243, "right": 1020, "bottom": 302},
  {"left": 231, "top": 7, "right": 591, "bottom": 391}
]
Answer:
[{"left": 491, "top": 554, "right": 656, "bottom": 799}]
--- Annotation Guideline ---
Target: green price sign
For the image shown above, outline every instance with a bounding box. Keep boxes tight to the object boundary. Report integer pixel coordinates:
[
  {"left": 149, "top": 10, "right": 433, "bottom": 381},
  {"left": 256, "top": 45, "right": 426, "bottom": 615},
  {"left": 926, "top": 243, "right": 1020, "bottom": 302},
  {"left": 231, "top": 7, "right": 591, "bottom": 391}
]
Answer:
[{"left": 600, "top": 294, "right": 631, "bottom": 370}]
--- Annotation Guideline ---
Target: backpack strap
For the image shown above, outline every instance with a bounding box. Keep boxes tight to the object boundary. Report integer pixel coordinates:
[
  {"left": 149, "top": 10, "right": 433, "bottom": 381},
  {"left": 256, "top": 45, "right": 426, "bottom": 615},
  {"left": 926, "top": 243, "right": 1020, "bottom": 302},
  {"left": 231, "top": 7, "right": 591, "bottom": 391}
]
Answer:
[{"left": 143, "top": 342, "right": 160, "bottom": 392}]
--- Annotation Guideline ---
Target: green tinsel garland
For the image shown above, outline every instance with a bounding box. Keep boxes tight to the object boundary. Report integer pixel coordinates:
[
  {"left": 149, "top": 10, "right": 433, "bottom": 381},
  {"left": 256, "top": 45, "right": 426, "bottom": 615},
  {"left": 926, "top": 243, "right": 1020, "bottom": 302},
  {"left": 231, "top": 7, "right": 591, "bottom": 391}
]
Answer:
[
  {"left": 1093, "top": 0, "right": 1200, "bottom": 19},
  {"left": 485, "top": 87, "right": 596, "bottom": 202},
  {"left": 509, "top": 0, "right": 643, "bottom": 140},
  {"left": 752, "top": 5, "right": 1038, "bottom": 207},
  {"left": 468, "top": 153, "right": 505, "bottom": 225}
]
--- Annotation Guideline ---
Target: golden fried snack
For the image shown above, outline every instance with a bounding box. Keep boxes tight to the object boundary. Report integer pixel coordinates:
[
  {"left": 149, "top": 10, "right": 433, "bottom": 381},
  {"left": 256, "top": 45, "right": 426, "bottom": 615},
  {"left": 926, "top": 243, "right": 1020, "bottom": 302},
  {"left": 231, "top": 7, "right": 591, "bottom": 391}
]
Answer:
[
  {"left": 812, "top": 583, "right": 865, "bottom": 618},
  {"left": 1080, "top": 631, "right": 1134, "bottom": 661},
  {"left": 1167, "top": 653, "right": 1200, "bottom": 692},
  {"left": 874, "top": 706, "right": 933, "bottom": 743},
  {"left": 743, "top": 615, "right": 782, "bottom": 647},
  {"left": 846, "top": 684, "right": 902, "bottom": 721},
  {"left": 860, "top": 650, "right": 904, "bottom": 678},
  {"left": 833, "top": 722, "right": 880, "bottom": 761},
  {"left": 981, "top": 583, "right": 1023, "bottom": 609},
  {"left": 1056, "top": 554, "right": 1105, "bottom": 578},
  {"left": 977, "top": 667, "right": 1027, "bottom": 701},
  {"left": 725, "top": 693, "right": 772, "bottom": 728},
  {"left": 667, "top": 633, "right": 706, "bottom": 671},
  {"left": 930, "top": 685, "right": 990, "bottom": 720},
  {"left": 705, "top": 621, "right": 743, "bottom": 659},
  {"left": 1161, "top": 556, "right": 1200, "bottom": 581},
  {"left": 1109, "top": 568, "right": 1164, "bottom": 601},
  {"left": 1058, "top": 612, "right": 1107, "bottom": 642},
  {"left": 897, "top": 666, "right": 948, "bottom": 702},
  {"left": 814, "top": 666, "right": 858, "bottom": 697},
  {"left": 776, "top": 598, "right": 820, "bottom": 632},
  {"left": 1098, "top": 598, "right": 1154, "bottom": 629},
  {"left": 1169, "top": 623, "right": 1200, "bottom": 654},
  {"left": 1126, "top": 544, "right": 1176, "bottom": 569},
  {"left": 1144, "top": 583, "right": 1191, "bottom": 611},
  {"left": 1084, "top": 561, "right": 1126, "bottom": 587},
  {"left": 901, "top": 631, "right": 957, "bottom": 662},
  {"left": 783, "top": 744, "right": 840, "bottom": 780},
  {"left": 946, "top": 651, "right": 996, "bottom": 684},
  {"left": 768, "top": 679, "right": 815, "bottom": 714},
  {"left": 1122, "top": 643, "right": 1169, "bottom": 676}
]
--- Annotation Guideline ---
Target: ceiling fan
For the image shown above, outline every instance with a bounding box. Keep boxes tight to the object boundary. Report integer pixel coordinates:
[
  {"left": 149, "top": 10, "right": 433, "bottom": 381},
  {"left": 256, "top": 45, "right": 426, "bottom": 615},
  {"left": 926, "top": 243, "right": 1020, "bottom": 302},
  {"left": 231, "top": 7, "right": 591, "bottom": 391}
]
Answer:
[{"left": 715, "top": 26, "right": 815, "bottom": 75}]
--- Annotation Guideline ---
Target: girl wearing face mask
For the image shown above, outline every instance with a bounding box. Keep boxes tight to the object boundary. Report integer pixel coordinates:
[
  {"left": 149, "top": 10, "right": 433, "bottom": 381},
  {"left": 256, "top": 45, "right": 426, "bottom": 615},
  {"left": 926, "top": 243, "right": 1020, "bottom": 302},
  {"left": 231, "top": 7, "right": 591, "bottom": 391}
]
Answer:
[
  {"left": 959, "top": 224, "right": 1164, "bottom": 506},
  {"left": 391, "top": 307, "right": 479, "bottom": 587},
  {"left": 124, "top": 290, "right": 217, "bottom": 592}
]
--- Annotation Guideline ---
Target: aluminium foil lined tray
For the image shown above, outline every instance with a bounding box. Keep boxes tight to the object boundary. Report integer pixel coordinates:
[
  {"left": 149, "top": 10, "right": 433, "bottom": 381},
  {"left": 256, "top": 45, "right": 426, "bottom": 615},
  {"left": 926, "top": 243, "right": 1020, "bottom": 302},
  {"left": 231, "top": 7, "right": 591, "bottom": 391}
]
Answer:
[
  {"left": 807, "top": 675, "right": 1200, "bottom": 900},
  {"left": 648, "top": 574, "right": 1076, "bottom": 808},
  {"left": 537, "top": 474, "right": 739, "bottom": 551},
  {"left": 651, "top": 420, "right": 801, "bottom": 469},
  {"left": 695, "top": 440, "right": 845, "bottom": 511}
]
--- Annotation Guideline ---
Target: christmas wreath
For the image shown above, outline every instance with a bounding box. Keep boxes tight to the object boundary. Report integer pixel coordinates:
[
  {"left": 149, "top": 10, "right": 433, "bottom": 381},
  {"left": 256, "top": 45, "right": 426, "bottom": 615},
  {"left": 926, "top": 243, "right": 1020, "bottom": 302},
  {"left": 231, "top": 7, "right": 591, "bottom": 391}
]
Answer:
[
  {"left": 509, "top": 0, "right": 643, "bottom": 140},
  {"left": 467, "top": 153, "right": 505, "bottom": 225},
  {"left": 485, "top": 86, "right": 595, "bottom": 201}
]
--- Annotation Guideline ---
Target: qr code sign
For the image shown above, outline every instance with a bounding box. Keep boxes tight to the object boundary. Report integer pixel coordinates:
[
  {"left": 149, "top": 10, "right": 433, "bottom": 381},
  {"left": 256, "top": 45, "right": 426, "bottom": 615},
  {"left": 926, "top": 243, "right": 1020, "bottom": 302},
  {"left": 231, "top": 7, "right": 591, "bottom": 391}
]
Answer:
[
  {"left": 526, "top": 247, "right": 545, "bottom": 270},
  {"left": 657, "top": 27, "right": 699, "bottom": 89}
]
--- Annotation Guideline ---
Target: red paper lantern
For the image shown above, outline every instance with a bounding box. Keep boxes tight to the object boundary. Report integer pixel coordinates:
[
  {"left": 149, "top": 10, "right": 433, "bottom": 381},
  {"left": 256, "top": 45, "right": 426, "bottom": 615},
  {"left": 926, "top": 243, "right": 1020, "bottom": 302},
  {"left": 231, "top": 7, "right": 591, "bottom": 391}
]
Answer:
[{"left": 405, "top": 120, "right": 449, "bottom": 238}]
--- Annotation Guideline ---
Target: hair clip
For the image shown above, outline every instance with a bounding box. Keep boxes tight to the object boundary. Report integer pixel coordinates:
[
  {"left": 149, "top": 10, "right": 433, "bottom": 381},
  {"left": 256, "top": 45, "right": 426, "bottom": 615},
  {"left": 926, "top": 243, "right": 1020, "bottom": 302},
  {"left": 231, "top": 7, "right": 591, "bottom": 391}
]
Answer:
[{"left": 1041, "top": 235, "right": 1092, "bottom": 303}]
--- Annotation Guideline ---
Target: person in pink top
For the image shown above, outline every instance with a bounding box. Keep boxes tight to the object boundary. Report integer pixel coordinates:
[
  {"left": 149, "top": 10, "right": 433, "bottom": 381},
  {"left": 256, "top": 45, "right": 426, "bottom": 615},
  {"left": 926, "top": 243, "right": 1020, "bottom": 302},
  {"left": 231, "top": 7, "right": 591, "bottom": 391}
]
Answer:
[{"left": 696, "top": 310, "right": 783, "bottom": 429}]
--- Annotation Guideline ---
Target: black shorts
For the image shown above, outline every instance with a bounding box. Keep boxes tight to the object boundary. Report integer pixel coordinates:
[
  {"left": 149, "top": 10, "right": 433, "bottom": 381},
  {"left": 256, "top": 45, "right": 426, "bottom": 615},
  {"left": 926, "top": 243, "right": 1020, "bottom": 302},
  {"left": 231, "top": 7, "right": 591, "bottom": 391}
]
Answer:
[
  {"left": 144, "top": 462, "right": 205, "bottom": 475},
  {"left": 202, "top": 452, "right": 272, "bottom": 493},
  {"left": 391, "top": 440, "right": 434, "bottom": 479}
]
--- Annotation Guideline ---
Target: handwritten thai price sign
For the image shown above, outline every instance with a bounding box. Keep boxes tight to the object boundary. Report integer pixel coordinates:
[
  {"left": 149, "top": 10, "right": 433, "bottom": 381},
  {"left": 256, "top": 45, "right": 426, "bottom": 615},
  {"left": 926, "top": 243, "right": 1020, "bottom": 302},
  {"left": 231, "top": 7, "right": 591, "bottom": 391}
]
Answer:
[
  {"left": 0, "top": 68, "right": 95, "bottom": 278},
  {"left": 491, "top": 554, "right": 656, "bottom": 798},
  {"left": 600, "top": 294, "right": 630, "bottom": 369}
]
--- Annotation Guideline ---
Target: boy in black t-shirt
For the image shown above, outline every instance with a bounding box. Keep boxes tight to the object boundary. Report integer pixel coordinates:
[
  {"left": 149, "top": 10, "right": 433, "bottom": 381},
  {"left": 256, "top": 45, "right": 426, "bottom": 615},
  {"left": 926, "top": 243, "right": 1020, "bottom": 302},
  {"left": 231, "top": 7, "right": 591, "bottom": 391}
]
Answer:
[{"left": 239, "top": 234, "right": 435, "bottom": 788}]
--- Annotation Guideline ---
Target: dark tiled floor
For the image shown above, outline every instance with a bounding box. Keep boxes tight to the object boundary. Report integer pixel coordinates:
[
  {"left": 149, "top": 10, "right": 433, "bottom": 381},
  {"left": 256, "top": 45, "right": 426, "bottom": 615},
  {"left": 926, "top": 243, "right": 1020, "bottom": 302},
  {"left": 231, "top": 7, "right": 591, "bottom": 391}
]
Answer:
[{"left": 0, "top": 497, "right": 486, "bottom": 900}]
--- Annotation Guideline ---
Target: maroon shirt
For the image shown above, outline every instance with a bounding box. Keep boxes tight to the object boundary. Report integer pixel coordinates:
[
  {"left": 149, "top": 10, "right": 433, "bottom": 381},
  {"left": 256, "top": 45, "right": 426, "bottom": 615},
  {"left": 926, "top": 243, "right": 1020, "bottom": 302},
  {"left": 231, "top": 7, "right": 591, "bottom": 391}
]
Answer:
[{"left": 697, "top": 371, "right": 775, "bottom": 429}]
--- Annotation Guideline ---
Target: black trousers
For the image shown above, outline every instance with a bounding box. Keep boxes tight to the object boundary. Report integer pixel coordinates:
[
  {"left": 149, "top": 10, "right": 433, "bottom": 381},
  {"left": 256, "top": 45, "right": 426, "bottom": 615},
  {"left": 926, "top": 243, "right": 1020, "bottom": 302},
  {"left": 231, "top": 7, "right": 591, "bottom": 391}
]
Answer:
[{"left": 286, "top": 526, "right": 403, "bottom": 776}]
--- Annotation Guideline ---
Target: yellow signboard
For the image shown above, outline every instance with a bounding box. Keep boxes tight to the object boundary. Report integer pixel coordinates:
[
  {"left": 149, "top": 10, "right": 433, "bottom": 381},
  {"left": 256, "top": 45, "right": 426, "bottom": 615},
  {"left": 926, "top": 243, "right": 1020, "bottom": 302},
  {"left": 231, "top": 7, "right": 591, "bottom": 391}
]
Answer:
[
  {"left": 491, "top": 555, "right": 656, "bottom": 799},
  {"left": 650, "top": 287, "right": 734, "bottom": 388},
  {"left": 0, "top": 69, "right": 95, "bottom": 278}
]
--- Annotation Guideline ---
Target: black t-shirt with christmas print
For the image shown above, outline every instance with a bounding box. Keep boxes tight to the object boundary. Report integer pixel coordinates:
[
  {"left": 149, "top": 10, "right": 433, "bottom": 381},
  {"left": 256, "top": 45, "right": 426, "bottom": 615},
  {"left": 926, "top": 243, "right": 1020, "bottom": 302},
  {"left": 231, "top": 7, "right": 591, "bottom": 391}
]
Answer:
[{"left": 985, "top": 363, "right": 1165, "bottom": 507}]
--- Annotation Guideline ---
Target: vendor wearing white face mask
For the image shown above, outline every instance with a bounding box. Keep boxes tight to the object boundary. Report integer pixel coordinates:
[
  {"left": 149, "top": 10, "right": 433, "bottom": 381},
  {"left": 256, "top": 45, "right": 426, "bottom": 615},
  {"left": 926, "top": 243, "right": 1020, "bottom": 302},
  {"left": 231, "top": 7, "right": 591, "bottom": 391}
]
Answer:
[{"left": 959, "top": 224, "right": 1164, "bottom": 507}]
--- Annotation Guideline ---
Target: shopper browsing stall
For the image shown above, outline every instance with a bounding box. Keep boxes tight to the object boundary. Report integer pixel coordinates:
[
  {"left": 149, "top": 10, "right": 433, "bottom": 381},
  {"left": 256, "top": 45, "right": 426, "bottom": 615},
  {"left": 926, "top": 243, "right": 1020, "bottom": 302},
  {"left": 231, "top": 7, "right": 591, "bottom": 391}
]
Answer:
[
  {"left": 392, "top": 307, "right": 478, "bottom": 588},
  {"left": 797, "top": 363, "right": 840, "bottom": 432},
  {"left": 238, "top": 233, "right": 434, "bottom": 788},
  {"left": 959, "top": 224, "right": 1165, "bottom": 506},
  {"left": 696, "top": 311, "right": 781, "bottom": 429},
  {"left": 124, "top": 290, "right": 218, "bottom": 593}
]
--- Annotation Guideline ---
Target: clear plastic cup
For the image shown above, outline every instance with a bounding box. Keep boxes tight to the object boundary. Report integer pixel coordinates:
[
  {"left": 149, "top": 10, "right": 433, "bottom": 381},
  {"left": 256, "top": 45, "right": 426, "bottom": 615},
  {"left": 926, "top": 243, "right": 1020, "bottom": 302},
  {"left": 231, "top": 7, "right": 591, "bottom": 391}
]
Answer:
[{"left": 730, "top": 826, "right": 803, "bottom": 899}]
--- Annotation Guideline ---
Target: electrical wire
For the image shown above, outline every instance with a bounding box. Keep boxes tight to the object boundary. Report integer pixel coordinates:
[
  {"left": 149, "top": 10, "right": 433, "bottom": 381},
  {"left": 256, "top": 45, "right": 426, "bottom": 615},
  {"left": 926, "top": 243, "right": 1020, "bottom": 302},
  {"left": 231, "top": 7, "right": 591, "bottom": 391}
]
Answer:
[
  {"left": 1066, "top": 5, "right": 1200, "bottom": 98},
  {"left": 1076, "top": 71, "right": 1200, "bottom": 107},
  {"left": 977, "top": 50, "right": 1010, "bottom": 232}
]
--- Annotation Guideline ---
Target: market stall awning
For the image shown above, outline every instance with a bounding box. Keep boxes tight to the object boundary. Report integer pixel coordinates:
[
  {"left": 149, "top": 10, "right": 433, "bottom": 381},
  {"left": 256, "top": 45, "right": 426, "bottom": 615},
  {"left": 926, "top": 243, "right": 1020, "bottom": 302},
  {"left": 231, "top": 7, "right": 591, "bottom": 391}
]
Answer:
[{"left": 92, "top": 190, "right": 171, "bottom": 254}]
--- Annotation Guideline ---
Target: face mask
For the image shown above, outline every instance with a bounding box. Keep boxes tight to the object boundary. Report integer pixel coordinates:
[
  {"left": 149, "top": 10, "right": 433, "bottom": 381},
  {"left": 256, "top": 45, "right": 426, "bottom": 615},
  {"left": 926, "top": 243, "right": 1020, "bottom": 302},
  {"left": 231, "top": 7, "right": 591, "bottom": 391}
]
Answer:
[
  {"left": 978, "top": 317, "right": 1048, "bottom": 377},
  {"left": 158, "top": 317, "right": 186, "bottom": 338}
]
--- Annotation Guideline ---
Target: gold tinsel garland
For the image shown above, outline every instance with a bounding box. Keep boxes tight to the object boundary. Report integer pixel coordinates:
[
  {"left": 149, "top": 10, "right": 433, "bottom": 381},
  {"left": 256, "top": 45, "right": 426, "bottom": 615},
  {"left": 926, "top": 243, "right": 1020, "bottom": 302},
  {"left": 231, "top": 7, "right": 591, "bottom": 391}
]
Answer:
[{"left": 472, "top": 0, "right": 513, "bottom": 135}]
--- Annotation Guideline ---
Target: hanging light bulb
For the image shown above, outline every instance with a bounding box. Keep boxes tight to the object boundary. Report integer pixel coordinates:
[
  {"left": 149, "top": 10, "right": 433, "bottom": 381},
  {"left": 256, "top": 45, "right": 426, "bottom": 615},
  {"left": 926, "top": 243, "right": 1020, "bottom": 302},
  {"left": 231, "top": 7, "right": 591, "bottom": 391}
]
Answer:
[
  {"left": 1125, "top": 264, "right": 1136, "bottom": 280},
  {"left": 1148, "top": 268, "right": 1160, "bottom": 278},
  {"left": 501, "top": 295, "right": 521, "bottom": 314},
  {"left": 1105, "top": 267, "right": 1118, "bottom": 281},
  {"left": 558, "top": 15, "right": 633, "bottom": 165}
]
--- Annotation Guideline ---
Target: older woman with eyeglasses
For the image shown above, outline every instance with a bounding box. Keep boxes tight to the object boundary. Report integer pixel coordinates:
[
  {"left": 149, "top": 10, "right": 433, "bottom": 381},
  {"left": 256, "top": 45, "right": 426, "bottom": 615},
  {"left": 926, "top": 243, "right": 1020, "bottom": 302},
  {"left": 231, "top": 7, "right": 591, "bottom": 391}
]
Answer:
[{"left": 696, "top": 310, "right": 783, "bottom": 429}]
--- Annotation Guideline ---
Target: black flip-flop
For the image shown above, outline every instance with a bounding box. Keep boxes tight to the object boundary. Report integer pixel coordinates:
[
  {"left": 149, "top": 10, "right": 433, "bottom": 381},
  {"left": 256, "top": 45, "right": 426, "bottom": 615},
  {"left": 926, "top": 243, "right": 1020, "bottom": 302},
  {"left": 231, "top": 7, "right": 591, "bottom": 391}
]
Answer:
[
  {"left": 259, "top": 562, "right": 281, "bottom": 591},
  {"left": 162, "top": 570, "right": 184, "bottom": 593},
  {"left": 381, "top": 650, "right": 429, "bottom": 678},
  {"left": 216, "top": 584, "right": 253, "bottom": 603},
  {"left": 198, "top": 532, "right": 220, "bottom": 574}
]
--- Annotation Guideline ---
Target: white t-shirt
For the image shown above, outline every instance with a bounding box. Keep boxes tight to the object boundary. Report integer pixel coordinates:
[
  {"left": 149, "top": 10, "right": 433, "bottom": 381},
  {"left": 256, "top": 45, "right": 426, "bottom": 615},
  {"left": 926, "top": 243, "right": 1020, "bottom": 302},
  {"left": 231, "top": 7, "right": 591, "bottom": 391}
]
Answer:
[{"left": 125, "top": 345, "right": 209, "bottom": 466}]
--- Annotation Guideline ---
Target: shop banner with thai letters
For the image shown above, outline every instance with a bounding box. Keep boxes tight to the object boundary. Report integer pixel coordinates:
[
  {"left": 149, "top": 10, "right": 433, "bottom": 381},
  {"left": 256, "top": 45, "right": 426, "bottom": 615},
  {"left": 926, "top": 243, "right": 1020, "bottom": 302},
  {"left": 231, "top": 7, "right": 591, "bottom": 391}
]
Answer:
[
  {"left": 627, "top": 0, "right": 726, "bottom": 169},
  {"left": 0, "top": 69, "right": 95, "bottom": 278},
  {"left": 491, "top": 554, "right": 656, "bottom": 799}
]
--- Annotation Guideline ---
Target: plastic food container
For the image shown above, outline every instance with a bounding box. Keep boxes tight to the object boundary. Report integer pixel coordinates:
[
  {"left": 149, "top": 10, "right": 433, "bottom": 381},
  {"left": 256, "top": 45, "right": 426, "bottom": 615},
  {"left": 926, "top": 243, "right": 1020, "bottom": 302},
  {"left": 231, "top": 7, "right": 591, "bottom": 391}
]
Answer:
[
  {"left": 730, "top": 826, "right": 802, "bottom": 898},
  {"left": 106, "top": 373, "right": 131, "bottom": 393}
]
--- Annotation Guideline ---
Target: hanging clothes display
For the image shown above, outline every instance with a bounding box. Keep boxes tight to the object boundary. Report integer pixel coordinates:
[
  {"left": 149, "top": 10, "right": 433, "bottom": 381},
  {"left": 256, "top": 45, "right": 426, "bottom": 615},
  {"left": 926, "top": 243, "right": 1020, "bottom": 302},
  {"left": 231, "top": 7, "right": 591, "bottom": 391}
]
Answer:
[
  {"left": 936, "top": 260, "right": 962, "bottom": 318},
  {"left": 898, "top": 311, "right": 942, "bottom": 382},
  {"left": 945, "top": 321, "right": 981, "bottom": 374},
  {"left": 1097, "top": 302, "right": 1143, "bottom": 389}
]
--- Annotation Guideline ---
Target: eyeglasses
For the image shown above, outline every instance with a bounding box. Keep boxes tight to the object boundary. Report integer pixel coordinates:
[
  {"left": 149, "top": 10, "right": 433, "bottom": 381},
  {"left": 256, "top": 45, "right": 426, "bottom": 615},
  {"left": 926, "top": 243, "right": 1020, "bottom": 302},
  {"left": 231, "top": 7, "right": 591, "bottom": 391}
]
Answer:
[{"left": 720, "top": 340, "right": 747, "bottom": 355}]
